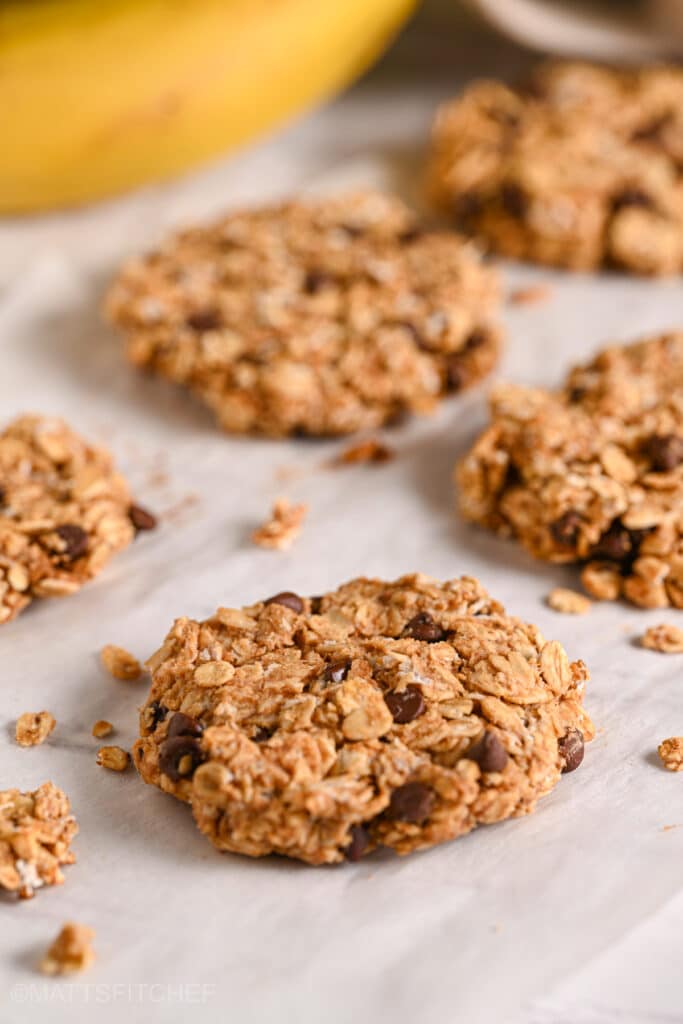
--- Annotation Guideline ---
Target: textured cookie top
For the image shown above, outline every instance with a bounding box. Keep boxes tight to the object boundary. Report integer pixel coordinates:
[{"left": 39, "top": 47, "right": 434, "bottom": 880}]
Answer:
[
  {"left": 0, "top": 782, "right": 78, "bottom": 898},
  {"left": 133, "top": 574, "right": 592, "bottom": 865},
  {"left": 429, "top": 62, "right": 683, "bottom": 273},
  {"left": 0, "top": 415, "right": 152, "bottom": 623},
  {"left": 105, "top": 191, "right": 501, "bottom": 436},
  {"left": 458, "top": 332, "right": 683, "bottom": 608}
]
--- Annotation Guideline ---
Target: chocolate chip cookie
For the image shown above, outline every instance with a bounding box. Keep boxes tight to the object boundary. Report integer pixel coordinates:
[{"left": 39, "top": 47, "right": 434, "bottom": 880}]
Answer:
[
  {"left": 105, "top": 191, "right": 502, "bottom": 437},
  {"left": 458, "top": 331, "right": 683, "bottom": 608},
  {"left": 0, "top": 782, "right": 78, "bottom": 898},
  {"left": 132, "top": 574, "right": 593, "bottom": 865},
  {"left": 0, "top": 414, "right": 156, "bottom": 623},
  {"left": 428, "top": 62, "right": 683, "bottom": 273}
]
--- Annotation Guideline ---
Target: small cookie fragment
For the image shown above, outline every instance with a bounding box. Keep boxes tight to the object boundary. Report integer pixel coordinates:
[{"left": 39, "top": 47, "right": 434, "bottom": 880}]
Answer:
[
  {"left": 105, "top": 191, "right": 502, "bottom": 437},
  {"left": 658, "top": 737, "right": 683, "bottom": 771},
  {"left": 547, "top": 588, "right": 592, "bottom": 615},
  {"left": 509, "top": 285, "right": 552, "bottom": 307},
  {"left": 0, "top": 782, "right": 77, "bottom": 898},
  {"left": 641, "top": 624, "right": 683, "bottom": 653},
  {"left": 133, "top": 573, "right": 594, "bottom": 865},
  {"left": 15, "top": 711, "right": 56, "bottom": 747},
  {"left": 92, "top": 719, "right": 113, "bottom": 738},
  {"left": 96, "top": 746, "right": 130, "bottom": 772},
  {"left": 251, "top": 498, "right": 307, "bottom": 551},
  {"left": 40, "top": 923, "right": 95, "bottom": 975},
  {"left": 333, "top": 439, "right": 394, "bottom": 466},
  {"left": 100, "top": 644, "right": 142, "bottom": 681}
]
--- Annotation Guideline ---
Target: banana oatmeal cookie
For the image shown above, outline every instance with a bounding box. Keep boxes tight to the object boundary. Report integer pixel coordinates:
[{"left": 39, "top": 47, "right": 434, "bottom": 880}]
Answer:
[
  {"left": 428, "top": 62, "right": 683, "bottom": 273},
  {"left": 0, "top": 414, "right": 156, "bottom": 623},
  {"left": 105, "top": 191, "right": 502, "bottom": 437},
  {"left": 458, "top": 331, "right": 683, "bottom": 608},
  {"left": 132, "top": 573, "right": 593, "bottom": 865},
  {"left": 0, "top": 782, "right": 78, "bottom": 898}
]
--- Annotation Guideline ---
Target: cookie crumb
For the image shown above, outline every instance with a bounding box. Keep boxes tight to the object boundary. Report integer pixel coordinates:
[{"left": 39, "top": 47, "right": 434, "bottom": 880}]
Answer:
[
  {"left": 40, "top": 923, "right": 95, "bottom": 975},
  {"left": 15, "top": 711, "right": 56, "bottom": 748},
  {"left": 0, "top": 782, "right": 78, "bottom": 898},
  {"left": 92, "top": 720, "right": 113, "bottom": 739},
  {"left": 658, "top": 737, "right": 683, "bottom": 771},
  {"left": 332, "top": 439, "right": 394, "bottom": 466},
  {"left": 547, "top": 588, "right": 592, "bottom": 615},
  {"left": 641, "top": 624, "right": 683, "bottom": 653},
  {"left": 96, "top": 746, "right": 130, "bottom": 772},
  {"left": 509, "top": 284, "right": 552, "bottom": 306},
  {"left": 251, "top": 498, "right": 307, "bottom": 551},
  {"left": 100, "top": 644, "right": 141, "bottom": 681}
]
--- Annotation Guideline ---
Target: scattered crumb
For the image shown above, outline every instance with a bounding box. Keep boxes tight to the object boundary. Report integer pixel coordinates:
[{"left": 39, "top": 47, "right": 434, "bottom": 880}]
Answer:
[
  {"left": 92, "top": 720, "right": 113, "bottom": 739},
  {"left": 40, "top": 923, "right": 95, "bottom": 975},
  {"left": 658, "top": 737, "right": 683, "bottom": 772},
  {"left": 331, "top": 438, "right": 394, "bottom": 466},
  {"left": 96, "top": 746, "right": 130, "bottom": 772},
  {"left": 509, "top": 284, "right": 552, "bottom": 306},
  {"left": 661, "top": 824, "right": 681, "bottom": 832},
  {"left": 251, "top": 498, "right": 308, "bottom": 551},
  {"left": 547, "top": 587, "right": 592, "bottom": 615},
  {"left": 641, "top": 624, "right": 683, "bottom": 653},
  {"left": 100, "top": 644, "right": 141, "bottom": 681},
  {"left": 15, "top": 711, "right": 56, "bottom": 748}
]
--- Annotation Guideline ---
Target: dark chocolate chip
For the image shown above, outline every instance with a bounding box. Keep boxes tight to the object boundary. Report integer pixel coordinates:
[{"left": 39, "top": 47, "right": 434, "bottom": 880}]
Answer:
[
  {"left": 384, "top": 685, "right": 425, "bottom": 724},
  {"left": 304, "top": 270, "right": 333, "bottom": 294},
  {"left": 186, "top": 308, "right": 222, "bottom": 331},
  {"left": 550, "top": 511, "right": 582, "bottom": 547},
  {"left": 309, "top": 596, "right": 323, "bottom": 614},
  {"left": 501, "top": 182, "right": 528, "bottom": 219},
  {"left": 264, "top": 591, "right": 304, "bottom": 613},
  {"left": 386, "top": 782, "right": 434, "bottom": 823},
  {"left": 144, "top": 701, "right": 168, "bottom": 730},
  {"left": 403, "top": 612, "right": 445, "bottom": 643},
  {"left": 611, "top": 188, "right": 654, "bottom": 214},
  {"left": 344, "top": 824, "right": 370, "bottom": 862},
  {"left": 159, "top": 735, "right": 205, "bottom": 782},
  {"left": 252, "top": 726, "right": 273, "bottom": 743},
  {"left": 568, "top": 386, "right": 587, "bottom": 403},
  {"left": 54, "top": 523, "right": 88, "bottom": 561},
  {"left": 467, "top": 730, "right": 509, "bottom": 773},
  {"left": 128, "top": 503, "right": 158, "bottom": 532},
  {"left": 591, "top": 521, "right": 636, "bottom": 562},
  {"left": 558, "top": 729, "right": 584, "bottom": 773},
  {"left": 0, "top": 486, "right": 5, "bottom": 507},
  {"left": 644, "top": 433, "right": 683, "bottom": 473},
  {"left": 167, "top": 711, "right": 203, "bottom": 739},
  {"left": 323, "top": 658, "right": 351, "bottom": 685}
]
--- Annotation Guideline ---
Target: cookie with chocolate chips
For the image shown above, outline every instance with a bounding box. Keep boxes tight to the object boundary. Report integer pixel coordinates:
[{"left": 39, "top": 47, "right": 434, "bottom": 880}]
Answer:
[
  {"left": 428, "top": 62, "right": 683, "bottom": 274},
  {"left": 458, "top": 331, "right": 683, "bottom": 608},
  {"left": 105, "top": 191, "right": 502, "bottom": 437},
  {"left": 132, "top": 573, "right": 593, "bottom": 865}
]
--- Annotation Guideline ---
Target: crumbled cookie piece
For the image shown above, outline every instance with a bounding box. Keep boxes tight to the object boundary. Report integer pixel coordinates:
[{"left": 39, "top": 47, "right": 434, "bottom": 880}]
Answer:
[
  {"left": 97, "top": 746, "right": 130, "bottom": 772},
  {"left": 333, "top": 439, "right": 394, "bottom": 465},
  {"left": 658, "top": 737, "right": 683, "bottom": 771},
  {"left": 458, "top": 332, "right": 683, "bottom": 608},
  {"left": 429, "top": 62, "right": 683, "bottom": 274},
  {"left": 40, "top": 923, "right": 95, "bottom": 975},
  {"left": 15, "top": 711, "right": 56, "bottom": 747},
  {"left": 105, "top": 191, "right": 502, "bottom": 437},
  {"left": 132, "top": 573, "right": 593, "bottom": 865},
  {"left": 509, "top": 285, "right": 552, "bottom": 306},
  {"left": 0, "top": 415, "right": 156, "bottom": 624},
  {"left": 251, "top": 498, "right": 307, "bottom": 551},
  {"left": 0, "top": 782, "right": 77, "bottom": 898},
  {"left": 92, "top": 720, "right": 113, "bottom": 738},
  {"left": 641, "top": 624, "right": 683, "bottom": 653},
  {"left": 547, "top": 588, "right": 592, "bottom": 615},
  {"left": 100, "top": 644, "right": 142, "bottom": 681}
]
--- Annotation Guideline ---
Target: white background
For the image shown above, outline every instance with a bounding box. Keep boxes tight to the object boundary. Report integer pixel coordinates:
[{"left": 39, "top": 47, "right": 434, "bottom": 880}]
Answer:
[{"left": 2, "top": 5, "right": 683, "bottom": 1022}]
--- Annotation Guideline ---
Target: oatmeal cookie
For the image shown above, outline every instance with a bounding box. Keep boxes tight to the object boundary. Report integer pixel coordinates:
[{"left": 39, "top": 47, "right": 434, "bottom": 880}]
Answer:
[
  {"left": 0, "top": 414, "right": 156, "bottom": 623},
  {"left": 0, "top": 782, "right": 78, "bottom": 898},
  {"left": 428, "top": 62, "right": 683, "bottom": 273},
  {"left": 105, "top": 191, "right": 502, "bottom": 437},
  {"left": 458, "top": 331, "right": 683, "bottom": 608},
  {"left": 132, "top": 574, "right": 593, "bottom": 865}
]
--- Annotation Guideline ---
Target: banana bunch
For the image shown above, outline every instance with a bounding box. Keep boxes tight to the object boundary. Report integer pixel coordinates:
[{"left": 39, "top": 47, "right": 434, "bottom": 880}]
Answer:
[{"left": 0, "top": 0, "right": 416, "bottom": 214}]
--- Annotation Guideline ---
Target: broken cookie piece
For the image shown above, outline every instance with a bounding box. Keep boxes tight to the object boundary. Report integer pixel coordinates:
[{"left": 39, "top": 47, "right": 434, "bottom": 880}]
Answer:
[
  {"left": 132, "top": 573, "right": 593, "bottom": 865},
  {"left": 15, "top": 711, "right": 56, "bottom": 747},
  {"left": 251, "top": 498, "right": 307, "bottom": 551},
  {"left": 40, "top": 923, "right": 95, "bottom": 975},
  {"left": 0, "top": 782, "right": 78, "bottom": 898}
]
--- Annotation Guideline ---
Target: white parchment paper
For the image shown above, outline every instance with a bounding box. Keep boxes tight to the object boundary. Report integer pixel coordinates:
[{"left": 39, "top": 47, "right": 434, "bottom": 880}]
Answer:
[{"left": 2, "top": 10, "right": 683, "bottom": 1023}]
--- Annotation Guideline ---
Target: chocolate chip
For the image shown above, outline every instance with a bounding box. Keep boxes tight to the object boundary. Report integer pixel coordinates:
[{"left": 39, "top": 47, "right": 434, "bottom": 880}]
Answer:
[
  {"left": 54, "top": 524, "right": 88, "bottom": 562},
  {"left": 186, "top": 308, "right": 222, "bottom": 331},
  {"left": 323, "top": 659, "right": 351, "bottom": 684},
  {"left": 644, "top": 433, "right": 683, "bottom": 472},
  {"left": 550, "top": 511, "right": 582, "bottom": 547},
  {"left": 264, "top": 592, "right": 304, "bottom": 613},
  {"left": 167, "top": 711, "right": 203, "bottom": 739},
  {"left": 159, "top": 735, "right": 205, "bottom": 781},
  {"left": 384, "top": 685, "right": 425, "bottom": 724},
  {"left": 467, "top": 730, "right": 509, "bottom": 773},
  {"left": 611, "top": 188, "right": 654, "bottom": 214},
  {"left": 445, "top": 354, "right": 469, "bottom": 392},
  {"left": 128, "top": 504, "right": 158, "bottom": 532},
  {"left": 252, "top": 726, "right": 273, "bottom": 743},
  {"left": 568, "top": 386, "right": 587, "bottom": 403},
  {"left": 344, "top": 824, "right": 369, "bottom": 862},
  {"left": 558, "top": 729, "right": 584, "bottom": 773},
  {"left": 144, "top": 701, "right": 168, "bottom": 730},
  {"left": 501, "top": 182, "right": 528, "bottom": 219},
  {"left": 309, "top": 596, "right": 323, "bottom": 614},
  {"left": 403, "top": 612, "right": 445, "bottom": 643},
  {"left": 591, "top": 521, "right": 636, "bottom": 562},
  {"left": 304, "top": 270, "right": 333, "bottom": 294},
  {"left": 386, "top": 782, "right": 434, "bottom": 823},
  {"left": 0, "top": 487, "right": 5, "bottom": 507}
]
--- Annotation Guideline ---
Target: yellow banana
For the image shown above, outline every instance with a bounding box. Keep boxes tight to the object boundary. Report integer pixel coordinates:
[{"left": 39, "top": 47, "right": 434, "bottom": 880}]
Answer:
[{"left": 0, "top": 0, "right": 416, "bottom": 214}]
